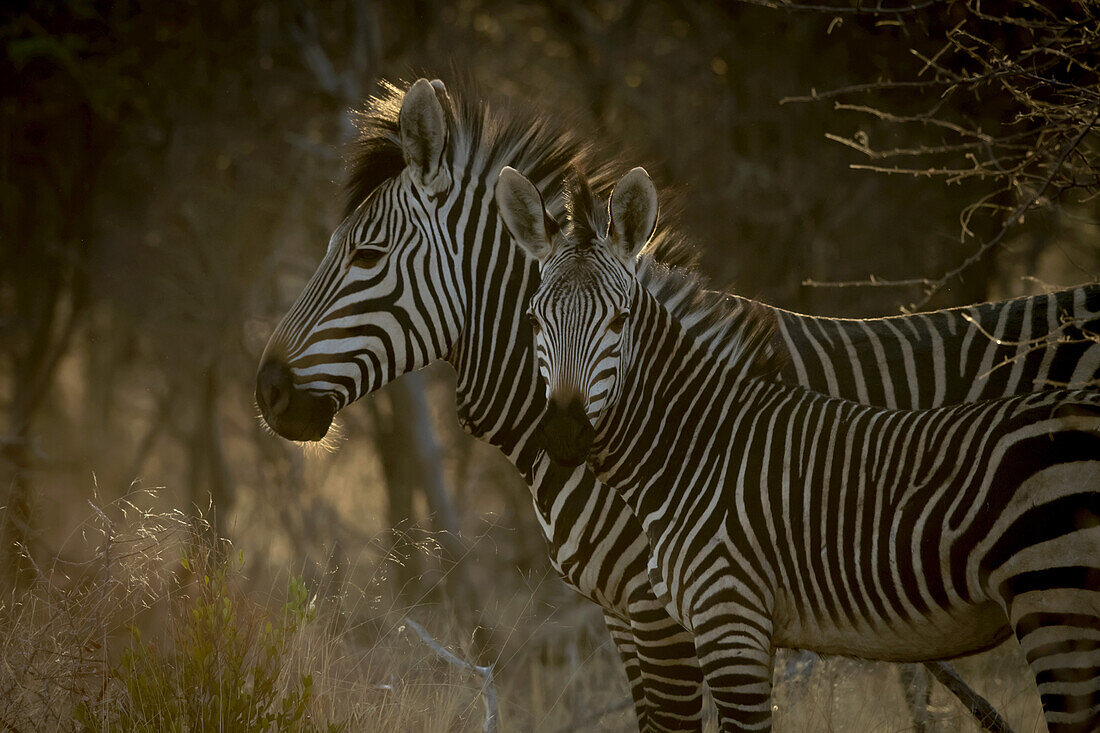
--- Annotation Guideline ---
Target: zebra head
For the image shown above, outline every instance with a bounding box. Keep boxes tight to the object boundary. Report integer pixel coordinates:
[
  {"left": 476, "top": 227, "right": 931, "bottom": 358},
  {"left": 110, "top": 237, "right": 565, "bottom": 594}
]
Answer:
[
  {"left": 497, "top": 166, "right": 658, "bottom": 466},
  {"left": 256, "top": 79, "right": 463, "bottom": 441}
]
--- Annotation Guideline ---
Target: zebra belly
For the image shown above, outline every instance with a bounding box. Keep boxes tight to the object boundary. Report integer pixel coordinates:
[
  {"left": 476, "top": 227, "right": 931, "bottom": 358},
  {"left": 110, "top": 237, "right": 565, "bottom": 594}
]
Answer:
[{"left": 772, "top": 593, "right": 1011, "bottom": 662}]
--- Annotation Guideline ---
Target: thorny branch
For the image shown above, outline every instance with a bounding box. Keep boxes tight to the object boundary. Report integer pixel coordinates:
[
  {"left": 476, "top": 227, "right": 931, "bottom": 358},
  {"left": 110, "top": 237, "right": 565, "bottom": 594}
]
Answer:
[
  {"left": 961, "top": 310, "right": 1100, "bottom": 384},
  {"left": 806, "top": 105, "right": 1100, "bottom": 309},
  {"left": 760, "top": 0, "right": 1100, "bottom": 307}
]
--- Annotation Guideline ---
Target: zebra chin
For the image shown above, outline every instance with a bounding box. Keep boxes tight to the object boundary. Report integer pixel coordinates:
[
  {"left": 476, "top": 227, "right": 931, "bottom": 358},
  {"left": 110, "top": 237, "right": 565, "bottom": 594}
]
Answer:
[
  {"left": 263, "top": 402, "right": 336, "bottom": 443},
  {"left": 537, "top": 397, "right": 596, "bottom": 467}
]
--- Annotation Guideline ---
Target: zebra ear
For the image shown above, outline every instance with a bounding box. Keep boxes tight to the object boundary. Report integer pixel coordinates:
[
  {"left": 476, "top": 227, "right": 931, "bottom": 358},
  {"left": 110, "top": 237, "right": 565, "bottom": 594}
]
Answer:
[
  {"left": 400, "top": 78, "right": 451, "bottom": 195},
  {"left": 608, "top": 167, "right": 658, "bottom": 263},
  {"left": 429, "top": 79, "right": 452, "bottom": 108},
  {"left": 496, "top": 167, "right": 553, "bottom": 263}
]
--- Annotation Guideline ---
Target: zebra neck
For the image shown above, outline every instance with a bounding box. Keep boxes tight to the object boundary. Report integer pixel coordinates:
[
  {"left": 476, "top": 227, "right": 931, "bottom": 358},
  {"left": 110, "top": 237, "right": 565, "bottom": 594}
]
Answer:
[
  {"left": 446, "top": 183, "right": 544, "bottom": 476},
  {"left": 590, "top": 289, "right": 746, "bottom": 529}
]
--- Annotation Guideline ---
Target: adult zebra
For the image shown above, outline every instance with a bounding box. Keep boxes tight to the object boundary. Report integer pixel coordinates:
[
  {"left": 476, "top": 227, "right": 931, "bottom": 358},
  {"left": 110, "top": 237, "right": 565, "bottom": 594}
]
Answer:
[
  {"left": 255, "top": 78, "right": 1097, "bottom": 730},
  {"left": 502, "top": 165, "right": 1100, "bottom": 732}
]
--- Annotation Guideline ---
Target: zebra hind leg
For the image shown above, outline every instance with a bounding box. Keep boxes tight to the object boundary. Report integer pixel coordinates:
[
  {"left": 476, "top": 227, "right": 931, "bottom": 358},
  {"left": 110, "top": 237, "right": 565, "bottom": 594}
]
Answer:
[
  {"left": 1003, "top": 581, "right": 1100, "bottom": 732},
  {"left": 992, "top": 523, "right": 1100, "bottom": 731}
]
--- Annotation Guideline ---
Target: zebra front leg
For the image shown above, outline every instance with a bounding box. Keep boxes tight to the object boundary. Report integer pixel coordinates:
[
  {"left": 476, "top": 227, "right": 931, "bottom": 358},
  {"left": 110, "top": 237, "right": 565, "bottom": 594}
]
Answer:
[
  {"left": 691, "top": 604, "right": 775, "bottom": 732},
  {"left": 629, "top": 596, "right": 706, "bottom": 731},
  {"left": 604, "top": 612, "right": 651, "bottom": 731}
]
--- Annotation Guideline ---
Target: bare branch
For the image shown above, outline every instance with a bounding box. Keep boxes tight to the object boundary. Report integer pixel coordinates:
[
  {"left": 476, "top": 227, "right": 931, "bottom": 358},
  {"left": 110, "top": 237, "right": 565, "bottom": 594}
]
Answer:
[
  {"left": 736, "top": 0, "right": 937, "bottom": 15},
  {"left": 403, "top": 617, "right": 499, "bottom": 733},
  {"left": 806, "top": 104, "right": 1100, "bottom": 303}
]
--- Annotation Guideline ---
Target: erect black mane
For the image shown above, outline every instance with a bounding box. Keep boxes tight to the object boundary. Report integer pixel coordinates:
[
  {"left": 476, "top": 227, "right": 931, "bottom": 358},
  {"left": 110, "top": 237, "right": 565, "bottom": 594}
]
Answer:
[
  {"left": 343, "top": 82, "right": 406, "bottom": 219},
  {"left": 557, "top": 170, "right": 788, "bottom": 385},
  {"left": 343, "top": 77, "right": 700, "bottom": 268},
  {"left": 344, "top": 78, "right": 610, "bottom": 221},
  {"left": 344, "top": 78, "right": 787, "bottom": 382},
  {"left": 563, "top": 166, "right": 606, "bottom": 247}
]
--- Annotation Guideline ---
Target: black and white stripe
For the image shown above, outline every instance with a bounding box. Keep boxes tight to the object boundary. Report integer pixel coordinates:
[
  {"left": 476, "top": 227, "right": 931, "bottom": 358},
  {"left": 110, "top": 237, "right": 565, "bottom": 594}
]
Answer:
[
  {"left": 762, "top": 287, "right": 1100, "bottom": 409},
  {"left": 259, "top": 79, "right": 1099, "bottom": 732},
  {"left": 527, "top": 175, "right": 1100, "bottom": 732}
]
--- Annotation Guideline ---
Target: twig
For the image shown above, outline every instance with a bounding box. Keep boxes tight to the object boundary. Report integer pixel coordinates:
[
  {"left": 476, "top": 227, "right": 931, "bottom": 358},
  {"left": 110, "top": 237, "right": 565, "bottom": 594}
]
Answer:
[
  {"left": 0, "top": 713, "right": 26, "bottom": 733},
  {"left": 736, "top": 0, "right": 936, "bottom": 15},
  {"left": 403, "top": 617, "right": 499, "bottom": 733},
  {"left": 803, "top": 275, "right": 932, "bottom": 288},
  {"left": 906, "top": 105, "right": 1100, "bottom": 309},
  {"left": 924, "top": 661, "right": 1015, "bottom": 733},
  {"left": 803, "top": 105, "right": 1100, "bottom": 305}
]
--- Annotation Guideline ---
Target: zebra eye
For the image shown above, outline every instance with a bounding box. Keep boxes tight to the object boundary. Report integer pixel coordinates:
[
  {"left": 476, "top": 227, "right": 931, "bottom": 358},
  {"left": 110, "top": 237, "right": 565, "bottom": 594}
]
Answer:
[
  {"left": 527, "top": 311, "right": 541, "bottom": 335},
  {"left": 608, "top": 311, "right": 629, "bottom": 334},
  {"left": 350, "top": 246, "right": 387, "bottom": 269}
]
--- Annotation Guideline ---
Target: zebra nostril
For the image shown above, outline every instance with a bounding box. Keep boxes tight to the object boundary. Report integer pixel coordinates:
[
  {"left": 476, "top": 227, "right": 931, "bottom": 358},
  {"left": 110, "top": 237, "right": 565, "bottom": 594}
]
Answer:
[{"left": 257, "top": 359, "right": 293, "bottom": 418}]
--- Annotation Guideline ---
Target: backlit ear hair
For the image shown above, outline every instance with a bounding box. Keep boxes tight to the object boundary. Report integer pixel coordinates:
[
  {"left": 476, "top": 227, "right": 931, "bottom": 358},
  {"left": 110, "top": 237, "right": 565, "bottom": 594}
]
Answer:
[
  {"left": 399, "top": 78, "right": 451, "bottom": 194},
  {"left": 608, "top": 167, "right": 658, "bottom": 263},
  {"left": 495, "top": 167, "right": 554, "bottom": 262}
]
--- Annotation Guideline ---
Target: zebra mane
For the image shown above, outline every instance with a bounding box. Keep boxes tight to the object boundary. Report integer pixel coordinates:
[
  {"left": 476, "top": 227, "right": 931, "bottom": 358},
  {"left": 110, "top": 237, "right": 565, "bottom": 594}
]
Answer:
[
  {"left": 562, "top": 173, "right": 787, "bottom": 383},
  {"left": 345, "top": 77, "right": 623, "bottom": 222},
  {"left": 563, "top": 166, "right": 606, "bottom": 247},
  {"left": 637, "top": 256, "right": 787, "bottom": 382},
  {"left": 344, "top": 78, "right": 701, "bottom": 272},
  {"left": 346, "top": 79, "right": 782, "bottom": 380}
]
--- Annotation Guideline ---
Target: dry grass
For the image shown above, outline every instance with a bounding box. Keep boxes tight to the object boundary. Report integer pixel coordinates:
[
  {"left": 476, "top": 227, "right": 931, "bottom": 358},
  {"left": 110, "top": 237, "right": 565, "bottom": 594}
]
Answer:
[
  {"left": 0, "top": 492, "right": 634, "bottom": 732},
  {"left": 772, "top": 648, "right": 1046, "bottom": 733},
  {"left": 0, "top": 491, "right": 1050, "bottom": 733}
]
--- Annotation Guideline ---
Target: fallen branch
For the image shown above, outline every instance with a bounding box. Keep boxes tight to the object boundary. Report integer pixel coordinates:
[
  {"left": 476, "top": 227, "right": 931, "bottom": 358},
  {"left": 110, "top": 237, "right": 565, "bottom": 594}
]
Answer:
[
  {"left": 403, "top": 617, "right": 499, "bottom": 733},
  {"left": 924, "top": 661, "right": 1015, "bottom": 733}
]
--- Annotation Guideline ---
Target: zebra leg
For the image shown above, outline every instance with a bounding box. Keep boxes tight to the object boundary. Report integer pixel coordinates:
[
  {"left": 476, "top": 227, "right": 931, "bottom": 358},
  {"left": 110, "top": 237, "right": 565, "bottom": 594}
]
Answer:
[
  {"left": 1002, "top": 585, "right": 1100, "bottom": 732},
  {"left": 989, "top": 508, "right": 1100, "bottom": 732},
  {"left": 629, "top": 598, "right": 706, "bottom": 731},
  {"left": 691, "top": 603, "right": 774, "bottom": 732},
  {"left": 899, "top": 663, "right": 934, "bottom": 732},
  {"left": 604, "top": 612, "right": 651, "bottom": 731}
]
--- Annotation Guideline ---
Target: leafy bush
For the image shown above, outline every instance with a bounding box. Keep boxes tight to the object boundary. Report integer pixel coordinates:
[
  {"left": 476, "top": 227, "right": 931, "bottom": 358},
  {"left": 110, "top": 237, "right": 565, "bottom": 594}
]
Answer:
[{"left": 76, "top": 543, "right": 343, "bottom": 732}]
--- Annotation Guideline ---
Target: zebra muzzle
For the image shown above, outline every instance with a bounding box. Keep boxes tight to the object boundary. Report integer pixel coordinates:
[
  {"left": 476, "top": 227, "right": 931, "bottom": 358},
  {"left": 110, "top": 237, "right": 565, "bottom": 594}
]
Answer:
[
  {"left": 255, "top": 358, "right": 336, "bottom": 442},
  {"left": 538, "top": 396, "right": 596, "bottom": 467}
]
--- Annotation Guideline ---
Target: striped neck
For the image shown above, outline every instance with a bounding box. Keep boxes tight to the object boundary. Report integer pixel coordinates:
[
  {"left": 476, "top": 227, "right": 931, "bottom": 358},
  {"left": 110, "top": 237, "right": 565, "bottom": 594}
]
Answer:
[
  {"left": 589, "top": 284, "right": 746, "bottom": 517},
  {"left": 445, "top": 161, "right": 550, "bottom": 477}
]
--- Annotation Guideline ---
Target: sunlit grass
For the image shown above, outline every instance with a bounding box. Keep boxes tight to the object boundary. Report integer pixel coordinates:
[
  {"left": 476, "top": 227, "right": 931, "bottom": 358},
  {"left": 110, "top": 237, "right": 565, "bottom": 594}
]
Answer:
[{"left": 0, "top": 489, "right": 1048, "bottom": 732}]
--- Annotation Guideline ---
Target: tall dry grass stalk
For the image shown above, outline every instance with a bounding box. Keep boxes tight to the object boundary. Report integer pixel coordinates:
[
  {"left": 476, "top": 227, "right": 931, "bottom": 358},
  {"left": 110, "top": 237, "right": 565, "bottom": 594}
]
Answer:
[{"left": 0, "top": 490, "right": 635, "bottom": 731}]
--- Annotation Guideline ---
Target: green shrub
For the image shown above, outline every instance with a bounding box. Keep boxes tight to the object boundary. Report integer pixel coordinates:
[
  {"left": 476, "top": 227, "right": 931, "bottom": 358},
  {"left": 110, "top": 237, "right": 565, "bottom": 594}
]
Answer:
[{"left": 75, "top": 545, "right": 343, "bottom": 733}]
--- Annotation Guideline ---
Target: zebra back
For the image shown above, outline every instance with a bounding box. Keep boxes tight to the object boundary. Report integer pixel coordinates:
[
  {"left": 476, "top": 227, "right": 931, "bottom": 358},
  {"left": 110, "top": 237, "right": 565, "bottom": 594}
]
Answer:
[{"left": 763, "top": 286, "right": 1100, "bottom": 409}]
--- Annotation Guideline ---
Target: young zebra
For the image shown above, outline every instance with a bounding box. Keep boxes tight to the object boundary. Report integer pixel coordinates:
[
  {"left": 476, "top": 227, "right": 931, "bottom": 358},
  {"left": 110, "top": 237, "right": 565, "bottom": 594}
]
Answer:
[
  {"left": 498, "top": 165, "right": 1100, "bottom": 732},
  {"left": 255, "top": 78, "right": 1096, "bottom": 732}
]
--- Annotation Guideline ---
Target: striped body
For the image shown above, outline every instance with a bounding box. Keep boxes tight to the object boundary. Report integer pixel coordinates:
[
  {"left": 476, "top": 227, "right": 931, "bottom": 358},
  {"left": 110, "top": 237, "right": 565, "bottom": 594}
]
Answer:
[
  {"left": 519, "top": 170, "right": 1100, "bottom": 732},
  {"left": 590, "top": 287, "right": 1100, "bottom": 732},
  {"left": 764, "top": 287, "right": 1100, "bottom": 409},
  {"left": 257, "top": 80, "right": 1100, "bottom": 732}
]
